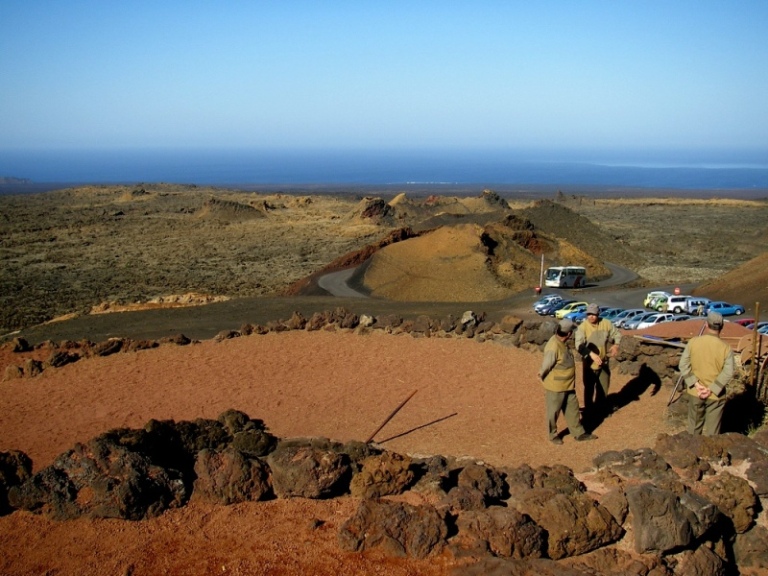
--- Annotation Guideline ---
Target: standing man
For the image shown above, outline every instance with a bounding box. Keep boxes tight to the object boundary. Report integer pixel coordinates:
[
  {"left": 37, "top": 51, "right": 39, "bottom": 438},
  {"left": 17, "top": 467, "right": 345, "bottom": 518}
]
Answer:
[
  {"left": 539, "top": 318, "right": 597, "bottom": 444},
  {"left": 575, "top": 303, "right": 622, "bottom": 423},
  {"left": 679, "top": 311, "right": 735, "bottom": 435}
]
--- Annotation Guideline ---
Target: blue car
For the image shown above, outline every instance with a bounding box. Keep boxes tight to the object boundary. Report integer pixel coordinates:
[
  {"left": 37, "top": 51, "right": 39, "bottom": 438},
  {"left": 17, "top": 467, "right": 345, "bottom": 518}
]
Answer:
[
  {"left": 539, "top": 298, "right": 575, "bottom": 316},
  {"left": 704, "top": 301, "right": 746, "bottom": 317},
  {"left": 569, "top": 305, "right": 614, "bottom": 324},
  {"left": 533, "top": 294, "right": 563, "bottom": 315}
]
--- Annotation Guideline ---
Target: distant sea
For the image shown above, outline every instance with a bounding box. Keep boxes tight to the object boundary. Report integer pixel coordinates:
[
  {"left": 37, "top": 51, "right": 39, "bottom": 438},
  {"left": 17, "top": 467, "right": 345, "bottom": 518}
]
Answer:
[{"left": 1, "top": 148, "right": 767, "bottom": 197}]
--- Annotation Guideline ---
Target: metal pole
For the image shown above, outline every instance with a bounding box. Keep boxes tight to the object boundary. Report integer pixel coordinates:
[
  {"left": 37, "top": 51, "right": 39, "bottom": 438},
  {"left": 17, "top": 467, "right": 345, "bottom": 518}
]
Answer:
[{"left": 366, "top": 390, "right": 418, "bottom": 444}]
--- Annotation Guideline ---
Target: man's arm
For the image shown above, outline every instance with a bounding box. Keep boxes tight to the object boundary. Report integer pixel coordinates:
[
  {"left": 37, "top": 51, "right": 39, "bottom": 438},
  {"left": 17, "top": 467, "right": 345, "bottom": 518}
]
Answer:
[
  {"left": 539, "top": 350, "right": 557, "bottom": 380},
  {"left": 679, "top": 344, "right": 697, "bottom": 388},
  {"left": 709, "top": 351, "right": 735, "bottom": 397}
]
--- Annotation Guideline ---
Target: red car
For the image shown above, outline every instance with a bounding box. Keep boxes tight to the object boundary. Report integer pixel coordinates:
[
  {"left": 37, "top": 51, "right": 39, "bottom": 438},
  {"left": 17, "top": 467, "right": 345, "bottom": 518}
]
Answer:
[{"left": 733, "top": 317, "right": 756, "bottom": 327}]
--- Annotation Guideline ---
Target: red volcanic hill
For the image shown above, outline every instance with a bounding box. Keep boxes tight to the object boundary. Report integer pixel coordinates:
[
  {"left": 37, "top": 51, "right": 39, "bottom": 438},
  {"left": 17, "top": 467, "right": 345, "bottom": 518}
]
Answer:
[{"left": 694, "top": 252, "right": 768, "bottom": 310}]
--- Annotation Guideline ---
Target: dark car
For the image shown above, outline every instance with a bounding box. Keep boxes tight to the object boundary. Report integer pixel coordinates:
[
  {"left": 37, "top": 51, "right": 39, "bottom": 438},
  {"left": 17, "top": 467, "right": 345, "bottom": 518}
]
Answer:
[{"left": 540, "top": 298, "right": 575, "bottom": 316}]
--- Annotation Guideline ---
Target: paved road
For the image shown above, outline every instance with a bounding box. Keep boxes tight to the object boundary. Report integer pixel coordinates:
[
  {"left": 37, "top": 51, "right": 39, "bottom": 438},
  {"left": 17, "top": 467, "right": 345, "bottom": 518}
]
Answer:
[{"left": 317, "top": 261, "right": 653, "bottom": 309}]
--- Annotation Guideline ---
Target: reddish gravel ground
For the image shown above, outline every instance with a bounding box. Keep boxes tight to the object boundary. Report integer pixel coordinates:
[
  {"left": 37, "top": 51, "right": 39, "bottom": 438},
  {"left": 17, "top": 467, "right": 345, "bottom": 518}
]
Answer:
[{"left": 0, "top": 320, "right": 757, "bottom": 575}]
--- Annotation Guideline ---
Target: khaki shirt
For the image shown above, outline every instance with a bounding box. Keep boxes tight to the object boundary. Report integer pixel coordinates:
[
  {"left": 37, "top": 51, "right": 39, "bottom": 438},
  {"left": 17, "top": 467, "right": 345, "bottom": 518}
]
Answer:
[
  {"left": 679, "top": 333, "right": 735, "bottom": 399},
  {"left": 539, "top": 335, "right": 576, "bottom": 392},
  {"left": 575, "top": 318, "right": 622, "bottom": 370}
]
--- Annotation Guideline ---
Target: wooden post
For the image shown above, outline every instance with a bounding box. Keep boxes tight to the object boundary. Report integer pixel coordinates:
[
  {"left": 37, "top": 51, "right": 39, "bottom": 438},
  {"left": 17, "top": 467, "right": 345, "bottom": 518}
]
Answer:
[{"left": 751, "top": 302, "right": 760, "bottom": 387}]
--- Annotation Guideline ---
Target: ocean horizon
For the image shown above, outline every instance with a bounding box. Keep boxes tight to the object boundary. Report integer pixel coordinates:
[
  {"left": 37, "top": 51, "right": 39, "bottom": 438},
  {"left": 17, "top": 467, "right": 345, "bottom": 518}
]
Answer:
[{"left": 2, "top": 148, "right": 768, "bottom": 195}]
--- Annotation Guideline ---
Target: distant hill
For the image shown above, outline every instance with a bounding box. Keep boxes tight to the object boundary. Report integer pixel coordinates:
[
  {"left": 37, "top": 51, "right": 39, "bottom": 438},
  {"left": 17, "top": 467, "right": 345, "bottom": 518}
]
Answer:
[{"left": 694, "top": 252, "right": 768, "bottom": 309}]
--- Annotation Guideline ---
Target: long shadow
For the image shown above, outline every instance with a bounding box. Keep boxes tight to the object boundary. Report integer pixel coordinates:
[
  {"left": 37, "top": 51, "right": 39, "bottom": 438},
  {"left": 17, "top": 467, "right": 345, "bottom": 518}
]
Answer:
[
  {"left": 377, "top": 412, "right": 459, "bottom": 444},
  {"left": 587, "top": 363, "right": 661, "bottom": 431}
]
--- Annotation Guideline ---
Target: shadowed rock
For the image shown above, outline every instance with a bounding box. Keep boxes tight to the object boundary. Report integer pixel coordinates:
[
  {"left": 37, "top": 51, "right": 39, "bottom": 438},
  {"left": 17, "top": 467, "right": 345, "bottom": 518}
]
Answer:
[
  {"left": 9, "top": 437, "right": 187, "bottom": 520},
  {"left": 0, "top": 450, "right": 33, "bottom": 515},
  {"left": 338, "top": 498, "right": 447, "bottom": 558}
]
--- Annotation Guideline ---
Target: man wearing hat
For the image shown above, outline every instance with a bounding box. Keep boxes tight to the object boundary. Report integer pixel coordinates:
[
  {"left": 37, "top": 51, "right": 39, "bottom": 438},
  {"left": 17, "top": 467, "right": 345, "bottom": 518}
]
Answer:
[
  {"left": 575, "top": 303, "right": 622, "bottom": 424},
  {"left": 678, "top": 311, "right": 735, "bottom": 435},
  {"left": 539, "top": 318, "right": 597, "bottom": 444}
]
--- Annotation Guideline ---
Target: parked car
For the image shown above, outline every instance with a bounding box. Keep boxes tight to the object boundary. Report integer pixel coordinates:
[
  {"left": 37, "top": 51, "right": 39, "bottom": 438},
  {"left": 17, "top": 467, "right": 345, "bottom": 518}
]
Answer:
[
  {"left": 744, "top": 321, "right": 768, "bottom": 331},
  {"left": 601, "top": 308, "right": 625, "bottom": 321},
  {"left": 664, "top": 295, "right": 692, "bottom": 314},
  {"left": 539, "top": 298, "right": 575, "bottom": 316},
  {"left": 613, "top": 308, "right": 647, "bottom": 328},
  {"left": 533, "top": 294, "right": 563, "bottom": 315},
  {"left": 624, "top": 312, "right": 659, "bottom": 330},
  {"left": 564, "top": 304, "right": 589, "bottom": 323},
  {"left": 759, "top": 325, "right": 768, "bottom": 336},
  {"left": 644, "top": 291, "right": 670, "bottom": 308},
  {"left": 636, "top": 313, "right": 675, "bottom": 330},
  {"left": 685, "top": 297, "right": 711, "bottom": 315},
  {"left": 568, "top": 305, "right": 612, "bottom": 324},
  {"left": 734, "top": 317, "right": 756, "bottom": 327},
  {"left": 673, "top": 314, "right": 693, "bottom": 321},
  {"left": 703, "top": 301, "right": 746, "bottom": 316},
  {"left": 555, "top": 301, "right": 589, "bottom": 319}
]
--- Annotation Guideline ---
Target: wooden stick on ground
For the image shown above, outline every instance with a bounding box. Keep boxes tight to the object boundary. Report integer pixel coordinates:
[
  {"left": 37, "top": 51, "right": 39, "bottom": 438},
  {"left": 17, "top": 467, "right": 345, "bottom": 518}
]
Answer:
[{"left": 366, "top": 390, "right": 418, "bottom": 444}]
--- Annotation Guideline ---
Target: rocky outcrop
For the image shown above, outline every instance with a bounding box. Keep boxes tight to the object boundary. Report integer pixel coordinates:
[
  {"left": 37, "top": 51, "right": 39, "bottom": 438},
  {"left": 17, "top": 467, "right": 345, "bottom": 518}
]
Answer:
[{"left": 3, "top": 410, "right": 768, "bottom": 573}]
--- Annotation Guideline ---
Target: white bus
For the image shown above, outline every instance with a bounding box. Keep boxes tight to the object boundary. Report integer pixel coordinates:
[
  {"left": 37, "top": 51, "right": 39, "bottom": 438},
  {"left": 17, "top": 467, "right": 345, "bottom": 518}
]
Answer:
[{"left": 544, "top": 266, "right": 587, "bottom": 288}]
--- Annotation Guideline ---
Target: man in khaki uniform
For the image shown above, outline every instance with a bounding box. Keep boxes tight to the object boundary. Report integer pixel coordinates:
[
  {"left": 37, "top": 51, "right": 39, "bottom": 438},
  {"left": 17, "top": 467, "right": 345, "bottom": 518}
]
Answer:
[
  {"left": 575, "top": 303, "right": 622, "bottom": 423},
  {"left": 679, "top": 311, "right": 735, "bottom": 435},
  {"left": 539, "top": 318, "right": 597, "bottom": 445}
]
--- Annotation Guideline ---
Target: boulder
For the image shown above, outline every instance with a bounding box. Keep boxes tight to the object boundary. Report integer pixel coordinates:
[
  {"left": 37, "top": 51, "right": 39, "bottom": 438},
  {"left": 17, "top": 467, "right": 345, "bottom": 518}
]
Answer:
[
  {"left": 510, "top": 488, "right": 624, "bottom": 559},
  {"left": 193, "top": 448, "right": 271, "bottom": 504},
  {"left": 625, "top": 483, "right": 719, "bottom": 554},
  {"left": 593, "top": 448, "right": 685, "bottom": 492},
  {"left": 671, "top": 544, "right": 727, "bottom": 576},
  {"left": 733, "top": 525, "right": 768, "bottom": 569},
  {"left": 349, "top": 452, "right": 413, "bottom": 499},
  {"left": 457, "top": 462, "right": 506, "bottom": 503},
  {"left": 695, "top": 471, "right": 758, "bottom": 533},
  {"left": 267, "top": 441, "right": 351, "bottom": 498},
  {"left": 452, "top": 506, "right": 546, "bottom": 559},
  {"left": 0, "top": 450, "right": 33, "bottom": 515},
  {"left": 9, "top": 436, "right": 187, "bottom": 520},
  {"left": 338, "top": 498, "right": 447, "bottom": 558}
]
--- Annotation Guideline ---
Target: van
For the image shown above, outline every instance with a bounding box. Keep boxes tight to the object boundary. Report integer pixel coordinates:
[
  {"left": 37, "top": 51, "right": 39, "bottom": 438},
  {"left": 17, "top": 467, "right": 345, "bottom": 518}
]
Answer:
[
  {"left": 665, "top": 295, "right": 691, "bottom": 314},
  {"left": 685, "top": 297, "right": 711, "bottom": 316},
  {"left": 644, "top": 291, "right": 670, "bottom": 308}
]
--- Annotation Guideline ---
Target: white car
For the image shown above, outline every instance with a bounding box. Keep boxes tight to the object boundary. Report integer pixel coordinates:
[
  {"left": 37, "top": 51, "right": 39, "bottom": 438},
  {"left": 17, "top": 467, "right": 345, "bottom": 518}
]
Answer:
[{"left": 636, "top": 313, "right": 675, "bottom": 330}]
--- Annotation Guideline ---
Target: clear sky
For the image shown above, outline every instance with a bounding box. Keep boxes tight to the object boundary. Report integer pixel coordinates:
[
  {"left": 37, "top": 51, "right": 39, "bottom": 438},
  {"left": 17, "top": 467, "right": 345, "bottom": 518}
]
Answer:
[{"left": 1, "top": 1, "right": 767, "bottom": 155}]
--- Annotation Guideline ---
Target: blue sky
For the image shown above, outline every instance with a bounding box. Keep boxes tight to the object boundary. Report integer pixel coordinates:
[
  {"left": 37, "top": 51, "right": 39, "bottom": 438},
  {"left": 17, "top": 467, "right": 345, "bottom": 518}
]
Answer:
[{"left": 1, "top": 1, "right": 767, "bottom": 155}]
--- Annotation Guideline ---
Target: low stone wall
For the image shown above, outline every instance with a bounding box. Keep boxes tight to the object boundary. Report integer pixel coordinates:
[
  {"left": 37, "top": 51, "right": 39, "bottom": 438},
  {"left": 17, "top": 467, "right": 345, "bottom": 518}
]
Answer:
[{"left": 2, "top": 409, "right": 768, "bottom": 574}]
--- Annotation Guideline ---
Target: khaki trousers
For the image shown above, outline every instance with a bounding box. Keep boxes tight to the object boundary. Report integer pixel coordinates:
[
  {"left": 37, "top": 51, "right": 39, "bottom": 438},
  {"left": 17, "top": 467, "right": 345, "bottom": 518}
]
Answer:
[
  {"left": 546, "top": 389, "right": 586, "bottom": 440},
  {"left": 688, "top": 395, "right": 726, "bottom": 436}
]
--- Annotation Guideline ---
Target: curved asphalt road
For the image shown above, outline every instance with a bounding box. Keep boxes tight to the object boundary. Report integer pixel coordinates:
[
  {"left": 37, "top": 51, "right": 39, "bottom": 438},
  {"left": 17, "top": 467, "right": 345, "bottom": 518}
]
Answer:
[{"left": 318, "top": 261, "right": 641, "bottom": 300}]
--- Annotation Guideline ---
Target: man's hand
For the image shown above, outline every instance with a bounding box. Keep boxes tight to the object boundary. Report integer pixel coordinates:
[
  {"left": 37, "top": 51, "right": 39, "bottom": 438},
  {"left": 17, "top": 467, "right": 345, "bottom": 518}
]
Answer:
[
  {"left": 694, "top": 381, "right": 711, "bottom": 400},
  {"left": 590, "top": 351, "right": 603, "bottom": 367},
  {"left": 609, "top": 344, "right": 619, "bottom": 357}
]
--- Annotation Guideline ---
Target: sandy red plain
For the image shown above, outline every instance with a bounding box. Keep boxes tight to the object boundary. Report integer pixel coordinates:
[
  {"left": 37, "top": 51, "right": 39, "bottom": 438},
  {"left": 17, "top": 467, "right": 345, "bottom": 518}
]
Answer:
[{"left": 0, "top": 325, "right": 692, "bottom": 575}]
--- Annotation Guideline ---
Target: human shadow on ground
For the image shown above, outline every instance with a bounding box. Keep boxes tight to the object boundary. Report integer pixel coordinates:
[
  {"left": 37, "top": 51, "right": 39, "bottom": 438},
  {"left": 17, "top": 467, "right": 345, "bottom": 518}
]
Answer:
[{"left": 586, "top": 363, "right": 662, "bottom": 432}]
